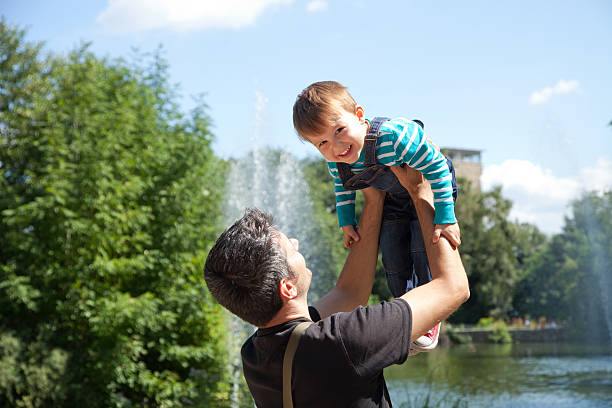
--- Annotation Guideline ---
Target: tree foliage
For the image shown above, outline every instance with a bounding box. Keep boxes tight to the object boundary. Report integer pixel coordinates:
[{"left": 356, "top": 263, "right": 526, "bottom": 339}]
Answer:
[
  {"left": 515, "top": 191, "right": 612, "bottom": 342},
  {"left": 448, "top": 180, "right": 547, "bottom": 322},
  {"left": 0, "top": 20, "right": 230, "bottom": 407}
]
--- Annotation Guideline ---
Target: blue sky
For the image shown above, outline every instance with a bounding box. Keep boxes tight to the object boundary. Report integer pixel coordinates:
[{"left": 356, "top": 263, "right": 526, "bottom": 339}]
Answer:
[{"left": 3, "top": 0, "right": 612, "bottom": 234}]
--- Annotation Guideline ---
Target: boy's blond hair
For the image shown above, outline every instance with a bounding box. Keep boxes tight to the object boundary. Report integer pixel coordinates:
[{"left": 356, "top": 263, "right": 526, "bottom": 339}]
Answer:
[{"left": 293, "top": 81, "right": 357, "bottom": 141}]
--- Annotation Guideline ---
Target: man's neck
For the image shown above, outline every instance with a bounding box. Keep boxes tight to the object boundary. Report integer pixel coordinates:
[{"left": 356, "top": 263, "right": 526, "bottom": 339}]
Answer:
[{"left": 260, "top": 298, "right": 311, "bottom": 328}]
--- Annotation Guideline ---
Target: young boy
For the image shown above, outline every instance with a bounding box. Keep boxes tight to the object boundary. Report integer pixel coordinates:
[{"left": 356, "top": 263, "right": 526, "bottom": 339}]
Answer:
[{"left": 292, "top": 81, "right": 460, "bottom": 352}]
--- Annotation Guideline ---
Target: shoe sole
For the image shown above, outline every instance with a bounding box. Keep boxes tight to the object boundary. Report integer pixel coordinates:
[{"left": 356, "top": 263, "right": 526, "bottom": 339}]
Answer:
[
  {"left": 412, "top": 324, "right": 441, "bottom": 351},
  {"left": 412, "top": 334, "right": 438, "bottom": 351}
]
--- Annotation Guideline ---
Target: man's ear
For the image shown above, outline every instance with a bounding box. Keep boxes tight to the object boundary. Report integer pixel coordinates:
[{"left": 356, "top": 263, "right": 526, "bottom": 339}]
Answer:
[
  {"left": 279, "top": 277, "right": 298, "bottom": 300},
  {"left": 355, "top": 105, "right": 365, "bottom": 122}
]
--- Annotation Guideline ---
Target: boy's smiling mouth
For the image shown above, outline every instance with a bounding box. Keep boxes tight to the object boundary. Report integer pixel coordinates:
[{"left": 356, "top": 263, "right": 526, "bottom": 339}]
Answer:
[{"left": 338, "top": 145, "right": 352, "bottom": 158}]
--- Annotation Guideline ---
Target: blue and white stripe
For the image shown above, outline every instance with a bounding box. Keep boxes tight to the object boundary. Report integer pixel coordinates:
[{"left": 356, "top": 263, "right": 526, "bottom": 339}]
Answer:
[{"left": 327, "top": 117, "right": 457, "bottom": 226}]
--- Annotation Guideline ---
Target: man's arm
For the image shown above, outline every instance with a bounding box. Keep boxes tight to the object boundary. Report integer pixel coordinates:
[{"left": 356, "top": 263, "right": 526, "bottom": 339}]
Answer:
[
  {"left": 314, "top": 187, "right": 385, "bottom": 319},
  {"left": 390, "top": 166, "right": 470, "bottom": 342}
]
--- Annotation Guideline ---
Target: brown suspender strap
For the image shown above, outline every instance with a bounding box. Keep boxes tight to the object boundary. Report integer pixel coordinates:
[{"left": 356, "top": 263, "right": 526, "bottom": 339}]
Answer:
[{"left": 282, "top": 321, "right": 313, "bottom": 408}]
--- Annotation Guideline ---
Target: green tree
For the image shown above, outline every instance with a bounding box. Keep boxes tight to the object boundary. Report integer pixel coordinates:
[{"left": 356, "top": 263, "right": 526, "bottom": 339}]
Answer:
[
  {"left": 512, "top": 233, "right": 572, "bottom": 322},
  {"left": 0, "top": 20, "right": 230, "bottom": 407},
  {"left": 451, "top": 180, "right": 546, "bottom": 322},
  {"left": 568, "top": 191, "right": 612, "bottom": 343},
  {"left": 515, "top": 191, "right": 612, "bottom": 342}
]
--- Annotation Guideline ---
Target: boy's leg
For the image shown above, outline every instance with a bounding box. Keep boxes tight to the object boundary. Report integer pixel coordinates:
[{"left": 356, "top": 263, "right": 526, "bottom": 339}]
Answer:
[
  {"left": 409, "top": 219, "right": 432, "bottom": 286},
  {"left": 379, "top": 218, "right": 415, "bottom": 298},
  {"left": 446, "top": 155, "right": 459, "bottom": 203}
]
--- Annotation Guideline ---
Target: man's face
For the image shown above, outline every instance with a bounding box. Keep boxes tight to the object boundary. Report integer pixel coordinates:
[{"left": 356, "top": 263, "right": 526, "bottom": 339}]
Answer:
[
  {"left": 306, "top": 105, "right": 368, "bottom": 164},
  {"left": 276, "top": 231, "right": 311, "bottom": 296}
]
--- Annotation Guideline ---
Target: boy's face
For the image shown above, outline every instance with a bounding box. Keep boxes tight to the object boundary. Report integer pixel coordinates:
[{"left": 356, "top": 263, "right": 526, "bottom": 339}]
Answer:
[{"left": 306, "top": 105, "right": 368, "bottom": 164}]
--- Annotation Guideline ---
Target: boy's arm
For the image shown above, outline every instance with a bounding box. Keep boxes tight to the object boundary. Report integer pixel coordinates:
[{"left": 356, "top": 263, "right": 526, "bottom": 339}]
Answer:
[
  {"left": 390, "top": 166, "right": 469, "bottom": 342},
  {"left": 328, "top": 164, "right": 357, "bottom": 228},
  {"left": 314, "top": 187, "right": 385, "bottom": 319}
]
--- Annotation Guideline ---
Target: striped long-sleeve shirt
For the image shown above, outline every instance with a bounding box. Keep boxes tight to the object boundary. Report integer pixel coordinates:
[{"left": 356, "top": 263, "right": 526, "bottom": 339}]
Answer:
[{"left": 328, "top": 117, "right": 456, "bottom": 227}]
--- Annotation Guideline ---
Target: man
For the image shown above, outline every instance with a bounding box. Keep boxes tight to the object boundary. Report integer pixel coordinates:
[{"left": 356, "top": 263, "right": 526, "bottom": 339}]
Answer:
[{"left": 204, "top": 166, "right": 469, "bottom": 407}]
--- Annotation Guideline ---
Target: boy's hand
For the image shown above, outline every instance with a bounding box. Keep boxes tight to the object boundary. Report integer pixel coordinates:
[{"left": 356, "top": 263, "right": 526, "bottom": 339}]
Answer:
[
  {"left": 342, "top": 225, "right": 361, "bottom": 248},
  {"left": 433, "top": 222, "right": 461, "bottom": 249}
]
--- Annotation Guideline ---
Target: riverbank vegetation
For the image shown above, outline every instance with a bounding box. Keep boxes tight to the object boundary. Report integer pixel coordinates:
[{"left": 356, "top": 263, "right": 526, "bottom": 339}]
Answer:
[{"left": 1, "top": 20, "right": 610, "bottom": 407}]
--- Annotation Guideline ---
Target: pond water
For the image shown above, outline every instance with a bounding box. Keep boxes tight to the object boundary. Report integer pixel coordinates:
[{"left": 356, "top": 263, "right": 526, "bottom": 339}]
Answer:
[{"left": 385, "top": 343, "right": 612, "bottom": 408}]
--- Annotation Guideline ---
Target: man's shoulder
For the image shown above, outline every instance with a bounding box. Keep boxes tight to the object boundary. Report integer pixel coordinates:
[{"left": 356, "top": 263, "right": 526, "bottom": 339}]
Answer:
[
  {"left": 309, "top": 299, "right": 412, "bottom": 335},
  {"left": 309, "top": 305, "right": 321, "bottom": 322},
  {"left": 300, "top": 300, "right": 413, "bottom": 378},
  {"left": 243, "top": 300, "right": 411, "bottom": 350},
  {"left": 243, "top": 302, "right": 411, "bottom": 408}
]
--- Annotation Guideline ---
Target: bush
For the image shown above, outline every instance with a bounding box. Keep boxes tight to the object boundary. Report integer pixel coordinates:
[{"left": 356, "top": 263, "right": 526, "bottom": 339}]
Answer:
[
  {"left": 488, "top": 321, "right": 512, "bottom": 344},
  {"left": 476, "top": 316, "right": 495, "bottom": 328}
]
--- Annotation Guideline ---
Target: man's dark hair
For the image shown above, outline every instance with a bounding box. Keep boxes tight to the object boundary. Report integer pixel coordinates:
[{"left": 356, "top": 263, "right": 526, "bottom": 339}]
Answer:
[{"left": 204, "top": 208, "right": 294, "bottom": 327}]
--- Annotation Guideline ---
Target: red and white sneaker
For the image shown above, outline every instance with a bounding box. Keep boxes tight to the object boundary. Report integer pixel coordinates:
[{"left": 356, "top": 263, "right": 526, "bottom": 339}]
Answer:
[{"left": 412, "top": 322, "right": 441, "bottom": 351}]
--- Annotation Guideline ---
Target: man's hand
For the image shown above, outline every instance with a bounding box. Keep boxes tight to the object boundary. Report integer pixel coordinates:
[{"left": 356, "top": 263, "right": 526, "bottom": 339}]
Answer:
[
  {"left": 434, "top": 222, "right": 461, "bottom": 249},
  {"left": 342, "top": 225, "right": 360, "bottom": 248}
]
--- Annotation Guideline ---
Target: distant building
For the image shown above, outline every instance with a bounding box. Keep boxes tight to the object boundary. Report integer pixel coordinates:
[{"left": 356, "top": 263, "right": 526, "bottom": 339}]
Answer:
[{"left": 442, "top": 148, "right": 482, "bottom": 191}]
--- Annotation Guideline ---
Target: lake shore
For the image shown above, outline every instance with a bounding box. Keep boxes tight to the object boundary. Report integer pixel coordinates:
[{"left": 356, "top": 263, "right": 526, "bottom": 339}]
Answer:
[{"left": 443, "top": 326, "right": 569, "bottom": 343}]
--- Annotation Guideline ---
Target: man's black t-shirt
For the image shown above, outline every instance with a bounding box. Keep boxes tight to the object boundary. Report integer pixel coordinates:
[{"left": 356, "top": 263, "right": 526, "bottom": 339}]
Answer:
[{"left": 241, "top": 299, "right": 412, "bottom": 407}]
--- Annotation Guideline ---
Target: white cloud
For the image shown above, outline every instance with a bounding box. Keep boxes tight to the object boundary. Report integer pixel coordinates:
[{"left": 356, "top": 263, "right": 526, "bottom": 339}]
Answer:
[
  {"left": 528, "top": 79, "right": 580, "bottom": 105},
  {"left": 307, "top": 1, "right": 328, "bottom": 12},
  {"left": 578, "top": 158, "right": 612, "bottom": 193},
  {"left": 97, "top": 0, "right": 293, "bottom": 33},
  {"left": 481, "top": 158, "right": 612, "bottom": 234}
]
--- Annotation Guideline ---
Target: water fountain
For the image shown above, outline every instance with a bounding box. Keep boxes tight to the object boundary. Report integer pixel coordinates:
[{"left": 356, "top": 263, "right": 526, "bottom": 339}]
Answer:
[
  {"left": 224, "top": 93, "right": 315, "bottom": 243},
  {"left": 223, "top": 91, "right": 321, "bottom": 407},
  {"left": 578, "top": 196, "right": 612, "bottom": 347}
]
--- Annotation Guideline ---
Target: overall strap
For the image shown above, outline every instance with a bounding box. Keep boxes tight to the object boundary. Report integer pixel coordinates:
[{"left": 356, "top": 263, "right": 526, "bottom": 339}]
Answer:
[
  {"left": 282, "top": 321, "right": 313, "bottom": 408},
  {"left": 336, "top": 162, "right": 354, "bottom": 185},
  {"left": 336, "top": 116, "right": 390, "bottom": 184},
  {"left": 362, "top": 117, "right": 423, "bottom": 165},
  {"left": 363, "top": 117, "right": 390, "bottom": 166}
]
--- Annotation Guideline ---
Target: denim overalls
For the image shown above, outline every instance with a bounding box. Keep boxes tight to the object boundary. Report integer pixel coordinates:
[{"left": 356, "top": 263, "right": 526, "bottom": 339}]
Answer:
[{"left": 336, "top": 117, "right": 458, "bottom": 297}]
